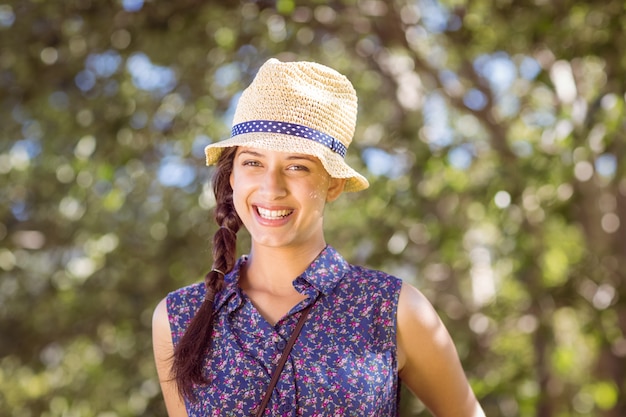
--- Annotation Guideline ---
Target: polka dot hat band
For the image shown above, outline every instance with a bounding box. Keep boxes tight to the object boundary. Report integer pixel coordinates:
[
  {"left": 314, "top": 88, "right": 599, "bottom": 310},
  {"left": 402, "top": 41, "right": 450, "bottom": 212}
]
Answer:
[
  {"left": 204, "top": 58, "right": 369, "bottom": 192},
  {"left": 230, "top": 120, "right": 348, "bottom": 158}
]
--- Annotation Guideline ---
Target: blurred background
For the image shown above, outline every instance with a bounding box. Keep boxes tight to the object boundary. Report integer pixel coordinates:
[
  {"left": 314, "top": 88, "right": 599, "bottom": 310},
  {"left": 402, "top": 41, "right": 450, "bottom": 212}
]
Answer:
[{"left": 1, "top": 0, "right": 625, "bottom": 416}]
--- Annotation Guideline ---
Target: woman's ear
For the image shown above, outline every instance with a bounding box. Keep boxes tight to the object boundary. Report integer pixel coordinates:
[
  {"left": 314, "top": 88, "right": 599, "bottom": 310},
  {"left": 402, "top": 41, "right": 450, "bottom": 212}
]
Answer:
[{"left": 326, "top": 178, "right": 346, "bottom": 202}]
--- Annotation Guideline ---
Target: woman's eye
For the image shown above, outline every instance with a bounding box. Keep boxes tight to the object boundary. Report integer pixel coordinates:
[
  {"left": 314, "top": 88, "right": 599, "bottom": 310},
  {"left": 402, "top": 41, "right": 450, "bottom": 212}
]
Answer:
[
  {"left": 288, "top": 165, "right": 309, "bottom": 171},
  {"left": 242, "top": 160, "right": 261, "bottom": 167}
]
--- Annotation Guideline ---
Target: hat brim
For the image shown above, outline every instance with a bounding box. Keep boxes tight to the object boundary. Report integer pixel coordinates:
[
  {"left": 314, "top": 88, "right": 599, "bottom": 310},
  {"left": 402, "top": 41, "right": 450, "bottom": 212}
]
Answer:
[{"left": 205, "top": 132, "right": 369, "bottom": 192}]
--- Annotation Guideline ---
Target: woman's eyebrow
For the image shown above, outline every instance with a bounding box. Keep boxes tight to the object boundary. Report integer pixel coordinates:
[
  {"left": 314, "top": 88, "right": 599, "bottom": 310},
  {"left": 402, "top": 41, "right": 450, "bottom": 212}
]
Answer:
[
  {"left": 285, "top": 154, "right": 317, "bottom": 162},
  {"left": 237, "top": 149, "right": 264, "bottom": 158}
]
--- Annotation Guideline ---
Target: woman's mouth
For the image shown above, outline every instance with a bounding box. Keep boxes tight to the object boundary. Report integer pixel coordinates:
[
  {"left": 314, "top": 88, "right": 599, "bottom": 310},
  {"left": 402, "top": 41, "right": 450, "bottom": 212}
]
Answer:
[{"left": 256, "top": 207, "right": 293, "bottom": 220}]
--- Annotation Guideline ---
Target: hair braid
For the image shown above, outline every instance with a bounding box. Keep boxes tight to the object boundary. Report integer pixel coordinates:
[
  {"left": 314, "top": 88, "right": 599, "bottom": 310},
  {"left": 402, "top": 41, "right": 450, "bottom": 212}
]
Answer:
[{"left": 172, "top": 147, "right": 241, "bottom": 401}]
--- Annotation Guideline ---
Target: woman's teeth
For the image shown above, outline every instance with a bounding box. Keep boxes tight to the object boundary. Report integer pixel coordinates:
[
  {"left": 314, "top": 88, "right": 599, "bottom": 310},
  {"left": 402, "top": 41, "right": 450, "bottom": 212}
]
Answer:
[{"left": 257, "top": 207, "right": 292, "bottom": 220}]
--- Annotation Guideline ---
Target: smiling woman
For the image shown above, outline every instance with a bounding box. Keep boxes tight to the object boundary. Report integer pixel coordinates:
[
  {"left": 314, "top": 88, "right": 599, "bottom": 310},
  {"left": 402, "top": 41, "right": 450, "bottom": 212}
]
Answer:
[
  {"left": 152, "top": 58, "right": 485, "bottom": 417},
  {"left": 229, "top": 147, "right": 344, "bottom": 252}
]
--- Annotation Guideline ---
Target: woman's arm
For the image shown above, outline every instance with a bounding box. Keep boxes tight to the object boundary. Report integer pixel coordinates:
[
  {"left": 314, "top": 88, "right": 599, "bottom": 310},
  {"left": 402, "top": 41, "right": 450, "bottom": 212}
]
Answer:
[
  {"left": 152, "top": 297, "right": 189, "bottom": 417},
  {"left": 396, "top": 283, "right": 485, "bottom": 417}
]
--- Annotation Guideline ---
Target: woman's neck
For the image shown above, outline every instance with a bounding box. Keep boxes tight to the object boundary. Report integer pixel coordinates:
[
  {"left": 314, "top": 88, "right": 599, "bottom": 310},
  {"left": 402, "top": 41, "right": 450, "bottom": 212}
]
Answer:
[
  {"left": 237, "top": 243, "right": 324, "bottom": 325},
  {"left": 241, "top": 242, "right": 326, "bottom": 296}
]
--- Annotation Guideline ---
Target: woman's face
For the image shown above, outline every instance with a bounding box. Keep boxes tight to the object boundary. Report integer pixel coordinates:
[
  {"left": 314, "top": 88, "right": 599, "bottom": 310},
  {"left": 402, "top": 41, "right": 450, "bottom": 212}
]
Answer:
[{"left": 229, "top": 147, "right": 345, "bottom": 251}]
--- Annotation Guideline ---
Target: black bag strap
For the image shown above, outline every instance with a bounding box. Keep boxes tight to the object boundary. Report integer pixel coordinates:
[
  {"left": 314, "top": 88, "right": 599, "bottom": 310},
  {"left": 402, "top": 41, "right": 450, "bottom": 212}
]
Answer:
[{"left": 254, "top": 300, "right": 316, "bottom": 417}]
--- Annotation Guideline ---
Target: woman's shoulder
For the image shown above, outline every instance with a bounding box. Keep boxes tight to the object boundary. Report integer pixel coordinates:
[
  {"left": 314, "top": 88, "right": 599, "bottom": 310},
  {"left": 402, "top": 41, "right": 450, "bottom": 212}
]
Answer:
[
  {"left": 347, "top": 263, "right": 403, "bottom": 286},
  {"left": 168, "top": 281, "right": 206, "bottom": 299},
  {"left": 162, "top": 282, "right": 206, "bottom": 344},
  {"left": 166, "top": 282, "right": 206, "bottom": 316},
  {"left": 337, "top": 263, "right": 404, "bottom": 300}
]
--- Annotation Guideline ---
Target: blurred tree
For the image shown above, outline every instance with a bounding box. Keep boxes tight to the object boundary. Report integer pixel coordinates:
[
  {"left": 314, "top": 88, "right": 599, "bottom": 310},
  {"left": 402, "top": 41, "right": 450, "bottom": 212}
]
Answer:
[{"left": 1, "top": 0, "right": 624, "bottom": 416}]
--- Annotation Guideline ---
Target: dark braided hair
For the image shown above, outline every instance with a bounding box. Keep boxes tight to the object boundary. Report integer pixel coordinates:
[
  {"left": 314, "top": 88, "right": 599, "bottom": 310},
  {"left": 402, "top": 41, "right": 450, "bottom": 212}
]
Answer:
[{"left": 171, "top": 147, "right": 241, "bottom": 401}]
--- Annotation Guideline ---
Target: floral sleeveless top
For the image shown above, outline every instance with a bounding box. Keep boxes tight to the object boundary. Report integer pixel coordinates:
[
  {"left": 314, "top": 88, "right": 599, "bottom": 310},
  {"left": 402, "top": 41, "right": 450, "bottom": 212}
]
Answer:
[{"left": 167, "top": 246, "right": 403, "bottom": 416}]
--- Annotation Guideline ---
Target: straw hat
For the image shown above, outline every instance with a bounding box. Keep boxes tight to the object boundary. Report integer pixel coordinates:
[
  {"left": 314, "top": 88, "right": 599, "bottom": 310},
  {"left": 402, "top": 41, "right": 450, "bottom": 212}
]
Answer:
[{"left": 204, "top": 58, "right": 369, "bottom": 192}]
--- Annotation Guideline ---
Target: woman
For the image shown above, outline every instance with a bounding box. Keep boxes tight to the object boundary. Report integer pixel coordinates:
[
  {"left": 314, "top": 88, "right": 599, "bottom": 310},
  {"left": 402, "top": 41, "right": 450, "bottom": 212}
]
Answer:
[{"left": 152, "top": 58, "right": 485, "bottom": 416}]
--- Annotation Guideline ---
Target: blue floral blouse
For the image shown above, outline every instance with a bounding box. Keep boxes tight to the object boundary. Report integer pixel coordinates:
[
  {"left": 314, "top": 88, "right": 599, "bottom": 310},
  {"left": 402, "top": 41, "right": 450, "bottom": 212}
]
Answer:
[{"left": 167, "top": 245, "right": 403, "bottom": 416}]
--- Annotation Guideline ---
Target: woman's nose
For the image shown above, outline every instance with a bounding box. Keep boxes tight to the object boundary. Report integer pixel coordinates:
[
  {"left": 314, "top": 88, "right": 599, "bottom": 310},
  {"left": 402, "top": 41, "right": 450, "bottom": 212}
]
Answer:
[{"left": 259, "top": 168, "right": 288, "bottom": 199}]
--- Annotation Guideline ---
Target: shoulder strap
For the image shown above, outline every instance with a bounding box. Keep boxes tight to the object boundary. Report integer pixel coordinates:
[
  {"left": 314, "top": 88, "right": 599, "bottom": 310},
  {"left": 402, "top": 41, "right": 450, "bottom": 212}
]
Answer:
[{"left": 254, "top": 300, "right": 316, "bottom": 417}]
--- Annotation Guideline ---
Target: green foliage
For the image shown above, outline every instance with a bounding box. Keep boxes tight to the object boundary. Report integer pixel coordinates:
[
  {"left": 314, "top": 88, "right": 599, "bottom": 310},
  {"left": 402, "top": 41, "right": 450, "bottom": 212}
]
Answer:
[{"left": 1, "top": 0, "right": 625, "bottom": 416}]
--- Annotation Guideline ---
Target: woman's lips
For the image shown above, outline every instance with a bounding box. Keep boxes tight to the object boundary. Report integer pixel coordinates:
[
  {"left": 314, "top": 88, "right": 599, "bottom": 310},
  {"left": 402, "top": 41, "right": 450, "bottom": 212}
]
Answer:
[{"left": 256, "top": 206, "right": 294, "bottom": 220}]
